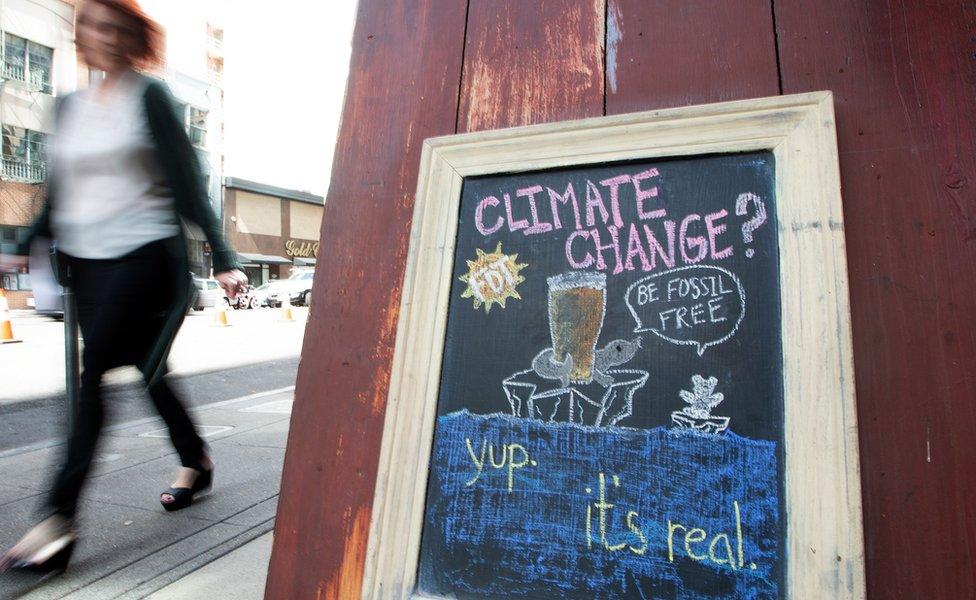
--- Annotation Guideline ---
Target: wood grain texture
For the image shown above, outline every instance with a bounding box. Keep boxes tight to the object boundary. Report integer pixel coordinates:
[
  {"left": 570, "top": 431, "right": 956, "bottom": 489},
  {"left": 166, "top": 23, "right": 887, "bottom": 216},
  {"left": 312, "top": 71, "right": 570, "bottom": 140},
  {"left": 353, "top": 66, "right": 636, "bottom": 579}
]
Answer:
[
  {"left": 457, "top": 0, "right": 606, "bottom": 133},
  {"left": 776, "top": 0, "right": 976, "bottom": 597},
  {"left": 605, "top": 0, "right": 780, "bottom": 114},
  {"left": 263, "top": 1, "right": 468, "bottom": 598}
]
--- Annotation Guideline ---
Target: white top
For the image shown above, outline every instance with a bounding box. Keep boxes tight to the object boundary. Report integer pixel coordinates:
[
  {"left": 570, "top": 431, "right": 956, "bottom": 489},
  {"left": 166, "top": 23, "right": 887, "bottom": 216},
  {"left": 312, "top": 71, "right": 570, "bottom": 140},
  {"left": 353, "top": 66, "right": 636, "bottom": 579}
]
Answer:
[{"left": 50, "top": 72, "right": 180, "bottom": 259}]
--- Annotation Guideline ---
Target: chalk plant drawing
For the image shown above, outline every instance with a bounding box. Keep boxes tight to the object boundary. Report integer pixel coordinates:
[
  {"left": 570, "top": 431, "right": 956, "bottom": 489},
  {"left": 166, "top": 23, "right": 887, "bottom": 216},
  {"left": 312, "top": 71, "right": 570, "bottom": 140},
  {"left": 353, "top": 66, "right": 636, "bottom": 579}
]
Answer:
[
  {"left": 504, "top": 271, "right": 649, "bottom": 427},
  {"left": 459, "top": 242, "right": 528, "bottom": 313},
  {"left": 671, "top": 374, "right": 730, "bottom": 434}
]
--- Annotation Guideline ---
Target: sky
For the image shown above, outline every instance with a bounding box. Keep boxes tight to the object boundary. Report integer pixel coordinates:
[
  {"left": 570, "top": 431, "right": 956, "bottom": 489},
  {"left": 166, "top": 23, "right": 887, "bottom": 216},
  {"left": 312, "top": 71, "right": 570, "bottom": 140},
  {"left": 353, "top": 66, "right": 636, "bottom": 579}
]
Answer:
[{"left": 139, "top": 0, "right": 358, "bottom": 197}]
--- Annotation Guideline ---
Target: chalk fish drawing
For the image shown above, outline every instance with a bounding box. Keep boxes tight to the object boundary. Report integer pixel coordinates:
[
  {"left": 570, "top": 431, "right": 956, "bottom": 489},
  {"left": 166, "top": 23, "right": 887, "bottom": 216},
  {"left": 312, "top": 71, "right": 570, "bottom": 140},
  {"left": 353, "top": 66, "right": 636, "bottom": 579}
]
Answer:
[{"left": 591, "top": 337, "right": 642, "bottom": 386}]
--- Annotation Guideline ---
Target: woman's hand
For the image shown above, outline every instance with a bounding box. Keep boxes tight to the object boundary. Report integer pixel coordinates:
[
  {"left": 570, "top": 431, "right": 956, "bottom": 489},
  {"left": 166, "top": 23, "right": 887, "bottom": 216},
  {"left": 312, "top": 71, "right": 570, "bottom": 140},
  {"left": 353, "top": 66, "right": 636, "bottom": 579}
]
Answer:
[{"left": 215, "top": 269, "right": 248, "bottom": 298}]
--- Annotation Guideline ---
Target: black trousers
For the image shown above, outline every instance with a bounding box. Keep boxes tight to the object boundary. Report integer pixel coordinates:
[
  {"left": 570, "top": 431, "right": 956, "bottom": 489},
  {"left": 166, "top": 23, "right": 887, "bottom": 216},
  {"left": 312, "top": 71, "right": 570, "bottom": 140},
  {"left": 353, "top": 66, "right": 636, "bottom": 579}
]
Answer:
[{"left": 48, "top": 238, "right": 206, "bottom": 519}]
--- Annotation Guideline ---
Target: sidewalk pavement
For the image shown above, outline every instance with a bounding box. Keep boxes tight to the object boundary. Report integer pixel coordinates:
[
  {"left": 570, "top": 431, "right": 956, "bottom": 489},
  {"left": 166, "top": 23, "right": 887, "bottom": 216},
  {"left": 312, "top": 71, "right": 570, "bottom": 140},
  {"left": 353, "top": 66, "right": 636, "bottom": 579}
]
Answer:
[
  {"left": 0, "top": 388, "right": 293, "bottom": 600},
  {"left": 147, "top": 532, "right": 272, "bottom": 599}
]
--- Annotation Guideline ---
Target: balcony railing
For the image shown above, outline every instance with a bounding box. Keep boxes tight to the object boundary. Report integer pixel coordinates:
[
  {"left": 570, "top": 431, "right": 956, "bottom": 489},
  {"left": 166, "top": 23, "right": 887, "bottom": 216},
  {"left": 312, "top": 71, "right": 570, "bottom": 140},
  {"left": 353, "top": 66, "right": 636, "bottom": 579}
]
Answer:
[
  {"left": 1, "top": 62, "right": 53, "bottom": 94},
  {"left": 2, "top": 62, "right": 25, "bottom": 82},
  {"left": 1, "top": 157, "right": 46, "bottom": 183}
]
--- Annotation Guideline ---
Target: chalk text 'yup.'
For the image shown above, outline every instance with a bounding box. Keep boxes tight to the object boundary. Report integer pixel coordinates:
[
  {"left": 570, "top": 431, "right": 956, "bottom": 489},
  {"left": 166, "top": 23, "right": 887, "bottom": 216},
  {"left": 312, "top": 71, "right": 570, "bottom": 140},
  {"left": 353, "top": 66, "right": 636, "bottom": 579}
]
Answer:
[{"left": 464, "top": 438, "right": 538, "bottom": 492}]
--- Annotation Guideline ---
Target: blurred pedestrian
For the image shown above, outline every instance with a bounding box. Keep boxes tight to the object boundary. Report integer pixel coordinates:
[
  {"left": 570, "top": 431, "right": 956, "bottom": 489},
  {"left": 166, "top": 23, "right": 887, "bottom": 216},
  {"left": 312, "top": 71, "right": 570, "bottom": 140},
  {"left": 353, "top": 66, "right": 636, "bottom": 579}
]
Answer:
[{"left": 0, "top": 0, "right": 246, "bottom": 575}]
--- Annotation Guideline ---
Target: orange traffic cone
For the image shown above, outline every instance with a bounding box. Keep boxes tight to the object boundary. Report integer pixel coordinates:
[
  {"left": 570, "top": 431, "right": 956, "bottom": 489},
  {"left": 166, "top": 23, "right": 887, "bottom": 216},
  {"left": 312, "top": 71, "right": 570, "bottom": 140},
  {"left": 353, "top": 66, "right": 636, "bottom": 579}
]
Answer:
[
  {"left": 279, "top": 296, "right": 295, "bottom": 322},
  {"left": 212, "top": 301, "right": 231, "bottom": 327},
  {"left": 0, "top": 289, "right": 21, "bottom": 344}
]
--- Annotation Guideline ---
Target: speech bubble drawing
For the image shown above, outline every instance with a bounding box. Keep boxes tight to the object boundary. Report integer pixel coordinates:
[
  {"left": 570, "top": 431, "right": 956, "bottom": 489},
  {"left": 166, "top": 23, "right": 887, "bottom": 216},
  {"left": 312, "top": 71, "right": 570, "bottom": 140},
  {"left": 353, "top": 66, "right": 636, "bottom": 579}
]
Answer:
[{"left": 624, "top": 265, "right": 745, "bottom": 356}]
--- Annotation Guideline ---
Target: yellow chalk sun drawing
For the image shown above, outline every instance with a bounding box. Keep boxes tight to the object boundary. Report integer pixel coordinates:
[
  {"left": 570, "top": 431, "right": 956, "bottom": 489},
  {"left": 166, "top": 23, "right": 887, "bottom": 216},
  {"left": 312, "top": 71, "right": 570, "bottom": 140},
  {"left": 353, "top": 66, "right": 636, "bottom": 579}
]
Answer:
[{"left": 460, "top": 243, "right": 528, "bottom": 313}]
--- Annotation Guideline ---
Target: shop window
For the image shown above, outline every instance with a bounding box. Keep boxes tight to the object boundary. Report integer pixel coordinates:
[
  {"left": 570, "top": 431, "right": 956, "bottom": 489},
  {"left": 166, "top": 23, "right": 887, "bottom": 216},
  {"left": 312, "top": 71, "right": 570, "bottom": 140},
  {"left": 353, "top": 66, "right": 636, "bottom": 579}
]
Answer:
[
  {"left": 0, "top": 225, "right": 26, "bottom": 254},
  {"left": 3, "top": 272, "right": 31, "bottom": 290},
  {"left": 0, "top": 226, "right": 30, "bottom": 290},
  {"left": 3, "top": 33, "right": 53, "bottom": 94}
]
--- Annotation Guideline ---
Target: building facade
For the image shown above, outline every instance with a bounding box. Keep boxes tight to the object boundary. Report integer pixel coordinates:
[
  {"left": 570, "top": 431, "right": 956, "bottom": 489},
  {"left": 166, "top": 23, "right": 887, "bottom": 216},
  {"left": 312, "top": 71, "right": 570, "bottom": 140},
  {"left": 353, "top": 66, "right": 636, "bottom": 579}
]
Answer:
[
  {"left": 222, "top": 177, "right": 323, "bottom": 286},
  {"left": 166, "top": 68, "right": 224, "bottom": 277},
  {"left": 0, "top": 0, "right": 79, "bottom": 308},
  {"left": 0, "top": 1, "right": 226, "bottom": 307},
  {"left": 143, "top": 1, "right": 226, "bottom": 277}
]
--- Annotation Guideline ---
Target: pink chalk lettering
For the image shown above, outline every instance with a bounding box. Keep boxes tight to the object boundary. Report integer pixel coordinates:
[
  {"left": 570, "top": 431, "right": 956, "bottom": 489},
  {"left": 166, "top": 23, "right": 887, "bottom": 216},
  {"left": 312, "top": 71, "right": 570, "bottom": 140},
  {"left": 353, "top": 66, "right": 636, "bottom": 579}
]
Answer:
[
  {"left": 643, "top": 221, "right": 676, "bottom": 269},
  {"left": 632, "top": 168, "right": 663, "bottom": 219},
  {"left": 705, "top": 209, "right": 733, "bottom": 260},
  {"left": 547, "top": 183, "right": 582, "bottom": 231},
  {"left": 679, "top": 214, "right": 708, "bottom": 264},
  {"left": 590, "top": 226, "right": 623, "bottom": 273},
  {"left": 503, "top": 192, "right": 529, "bottom": 232},
  {"left": 565, "top": 230, "right": 594, "bottom": 268},
  {"left": 517, "top": 185, "right": 553, "bottom": 235},
  {"left": 584, "top": 180, "right": 610, "bottom": 227},
  {"left": 475, "top": 195, "right": 503, "bottom": 235},
  {"left": 624, "top": 222, "right": 651, "bottom": 272},
  {"left": 598, "top": 174, "right": 629, "bottom": 228}
]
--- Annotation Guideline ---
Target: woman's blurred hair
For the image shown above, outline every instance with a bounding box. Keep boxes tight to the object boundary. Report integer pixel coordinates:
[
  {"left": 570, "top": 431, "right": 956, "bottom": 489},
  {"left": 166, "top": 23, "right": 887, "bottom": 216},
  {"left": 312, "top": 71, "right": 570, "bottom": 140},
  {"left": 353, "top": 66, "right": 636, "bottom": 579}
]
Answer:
[{"left": 81, "top": 0, "right": 165, "bottom": 70}]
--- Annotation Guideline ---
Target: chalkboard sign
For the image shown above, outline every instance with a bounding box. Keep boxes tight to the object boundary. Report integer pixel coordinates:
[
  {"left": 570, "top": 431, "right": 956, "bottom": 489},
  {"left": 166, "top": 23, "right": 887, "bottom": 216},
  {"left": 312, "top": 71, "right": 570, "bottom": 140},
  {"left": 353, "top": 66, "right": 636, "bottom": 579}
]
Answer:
[
  {"left": 417, "top": 152, "right": 783, "bottom": 599},
  {"left": 364, "top": 94, "right": 864, "bottom": 600}
]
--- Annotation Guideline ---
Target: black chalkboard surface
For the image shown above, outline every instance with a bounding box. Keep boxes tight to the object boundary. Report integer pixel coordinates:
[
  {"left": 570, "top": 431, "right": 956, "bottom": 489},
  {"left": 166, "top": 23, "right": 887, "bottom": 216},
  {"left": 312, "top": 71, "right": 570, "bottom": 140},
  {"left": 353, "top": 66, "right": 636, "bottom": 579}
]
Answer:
[{"left": 417, "top": 152, "right": 783, "bottom": 599}]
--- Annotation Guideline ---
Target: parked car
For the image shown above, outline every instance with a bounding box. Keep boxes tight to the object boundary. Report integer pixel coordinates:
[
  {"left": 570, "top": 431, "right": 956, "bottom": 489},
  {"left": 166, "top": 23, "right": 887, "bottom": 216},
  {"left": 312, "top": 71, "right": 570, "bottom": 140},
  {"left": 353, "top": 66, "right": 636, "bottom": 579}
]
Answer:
[
  {"left": 285, "top": 269, "right": 314, "bottom": 306},
  {"left": 191, "top": 277, "right": 225, "bottom": 310},
  {"left": 254, "top": 280, "right": 290, "bottom": 308}
]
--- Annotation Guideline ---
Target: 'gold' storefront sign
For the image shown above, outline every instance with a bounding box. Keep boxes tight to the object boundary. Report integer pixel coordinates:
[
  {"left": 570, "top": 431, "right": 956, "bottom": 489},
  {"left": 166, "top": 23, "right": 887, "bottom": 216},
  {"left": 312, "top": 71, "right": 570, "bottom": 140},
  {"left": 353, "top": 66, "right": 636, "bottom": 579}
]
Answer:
[{"left": 285, "top": 239, "right": 319, "bottom": 258}]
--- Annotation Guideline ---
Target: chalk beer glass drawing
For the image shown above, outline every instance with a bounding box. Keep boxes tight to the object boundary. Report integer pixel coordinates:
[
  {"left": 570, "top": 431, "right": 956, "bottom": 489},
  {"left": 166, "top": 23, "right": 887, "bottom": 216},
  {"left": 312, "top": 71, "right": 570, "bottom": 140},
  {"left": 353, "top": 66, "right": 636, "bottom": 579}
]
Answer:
[{"left": 547, "top": 271, "right": 607, "bottom": 384}]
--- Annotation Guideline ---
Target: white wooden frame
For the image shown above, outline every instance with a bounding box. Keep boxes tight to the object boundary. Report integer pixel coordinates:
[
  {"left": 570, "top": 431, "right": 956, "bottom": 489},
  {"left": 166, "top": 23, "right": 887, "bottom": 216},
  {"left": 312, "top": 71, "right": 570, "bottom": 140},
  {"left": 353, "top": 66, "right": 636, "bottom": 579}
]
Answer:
[{"left": 363, "top": 92, "right": 864, "bottom": 600}]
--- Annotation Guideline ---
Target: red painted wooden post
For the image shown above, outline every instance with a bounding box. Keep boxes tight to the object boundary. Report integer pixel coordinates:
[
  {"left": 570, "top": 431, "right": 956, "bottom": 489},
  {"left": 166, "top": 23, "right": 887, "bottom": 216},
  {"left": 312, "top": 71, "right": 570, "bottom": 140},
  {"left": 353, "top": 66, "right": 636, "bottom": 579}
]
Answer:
[
  {"left": 776, "top": 0, "right": 976, "bottom": 596},
  {"left": 269, "top": 0, "right": 976, "bottom": 596},
  {"left": 264, "top": 1, "right": 467, "bottom": 598},
  {"left": 605, "top": 0, "right": 780, "bottom": 114},
  {"left": 458, "top": 0, "right": 606, "bottom": 133}
]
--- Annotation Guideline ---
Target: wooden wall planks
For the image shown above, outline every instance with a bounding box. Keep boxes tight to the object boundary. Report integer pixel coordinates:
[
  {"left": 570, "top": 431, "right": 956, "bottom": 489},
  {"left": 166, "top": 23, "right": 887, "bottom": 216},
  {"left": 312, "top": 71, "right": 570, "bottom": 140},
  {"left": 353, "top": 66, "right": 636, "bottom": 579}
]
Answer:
[
  {"left": 776, "top": 1, "right": 976, "bottom": 597},
  {"left": 605, "top": 0, "right": 780, "bottom": 114},
  {"left": 457, "top": 0, "right": 606, "bottom": 133},
  {"left": 263, "top": 1, "right": 468, "bottom": 598},
  {"left": 270, "top": 0, "right": 976, "bottom": 596}
]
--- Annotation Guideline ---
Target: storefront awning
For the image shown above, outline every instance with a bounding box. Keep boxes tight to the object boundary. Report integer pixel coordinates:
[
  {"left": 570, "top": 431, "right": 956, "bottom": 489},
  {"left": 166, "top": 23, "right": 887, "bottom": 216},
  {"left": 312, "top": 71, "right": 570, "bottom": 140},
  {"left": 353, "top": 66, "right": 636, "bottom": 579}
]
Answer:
[{"left": 237, "top": 252, "right": 293, "bottom": 266}]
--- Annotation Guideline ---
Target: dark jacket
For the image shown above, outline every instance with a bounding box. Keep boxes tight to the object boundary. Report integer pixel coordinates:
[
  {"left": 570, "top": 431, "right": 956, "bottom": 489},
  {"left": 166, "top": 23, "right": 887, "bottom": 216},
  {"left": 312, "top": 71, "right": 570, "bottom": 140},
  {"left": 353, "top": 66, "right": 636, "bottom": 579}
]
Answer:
[{"left": 22, "top": 74, "right": 241, "bottom": 386}]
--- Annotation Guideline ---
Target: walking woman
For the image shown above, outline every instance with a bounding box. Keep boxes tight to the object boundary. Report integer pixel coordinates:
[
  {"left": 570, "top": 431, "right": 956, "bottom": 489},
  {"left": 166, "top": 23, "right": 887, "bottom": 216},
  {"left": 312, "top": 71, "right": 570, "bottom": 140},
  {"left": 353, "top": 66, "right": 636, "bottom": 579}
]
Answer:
[{"left": 0, "top": 0, "right": 246, "bottom": 574}]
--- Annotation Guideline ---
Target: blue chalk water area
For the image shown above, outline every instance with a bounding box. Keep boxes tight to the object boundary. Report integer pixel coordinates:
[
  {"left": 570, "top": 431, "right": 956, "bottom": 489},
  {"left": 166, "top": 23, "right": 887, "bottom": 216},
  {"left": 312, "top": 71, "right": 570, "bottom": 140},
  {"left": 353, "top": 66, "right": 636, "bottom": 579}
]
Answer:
[{"left": 417, "top": 411, "right": 782, "bottom": 600}]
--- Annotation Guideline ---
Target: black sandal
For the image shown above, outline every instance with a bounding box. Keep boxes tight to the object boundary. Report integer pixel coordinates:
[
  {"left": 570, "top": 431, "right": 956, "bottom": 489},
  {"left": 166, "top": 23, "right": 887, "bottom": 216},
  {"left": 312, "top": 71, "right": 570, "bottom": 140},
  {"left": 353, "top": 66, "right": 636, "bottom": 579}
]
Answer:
[
  {"left": 1, "top": 516, "right": 77, "bottom": 578},
  {"left": 6, "top": 536, "right": 76, "bottom": 576},
  {"left": 160, "top": 466, "right": 213, "bottom": 512}
]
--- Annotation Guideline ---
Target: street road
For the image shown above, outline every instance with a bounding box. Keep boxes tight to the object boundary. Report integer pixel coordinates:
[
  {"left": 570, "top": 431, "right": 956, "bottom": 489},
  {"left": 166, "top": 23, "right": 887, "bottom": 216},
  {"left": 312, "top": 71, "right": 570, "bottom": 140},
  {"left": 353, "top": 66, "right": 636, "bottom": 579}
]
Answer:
[
  {"left": 0, "top": 306, "right": 308, "bottom": 599},
  {"left": 1, "top": 307, "right": 309, "bottom": 403}
]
